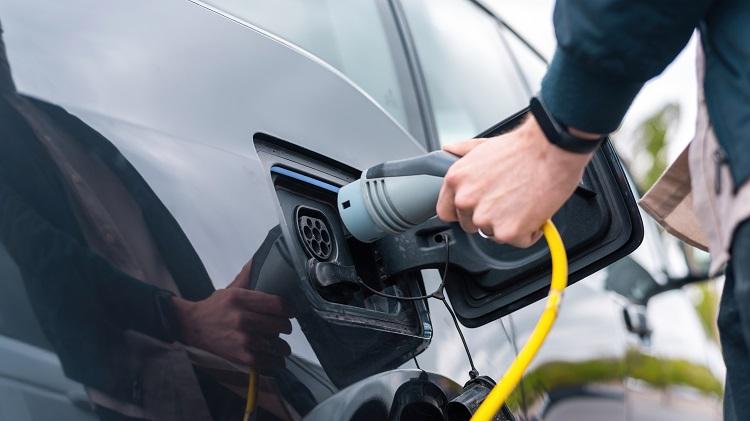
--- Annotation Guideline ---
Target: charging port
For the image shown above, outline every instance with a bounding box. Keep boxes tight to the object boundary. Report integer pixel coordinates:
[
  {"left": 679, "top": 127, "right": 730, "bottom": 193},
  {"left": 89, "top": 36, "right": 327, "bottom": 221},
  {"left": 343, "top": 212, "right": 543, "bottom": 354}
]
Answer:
[
  {"left": 269, "top": 163, "right": 425, "bottom": 314},
  {"left": 296, "top": 206, "right": 335, "bottom": 261}
]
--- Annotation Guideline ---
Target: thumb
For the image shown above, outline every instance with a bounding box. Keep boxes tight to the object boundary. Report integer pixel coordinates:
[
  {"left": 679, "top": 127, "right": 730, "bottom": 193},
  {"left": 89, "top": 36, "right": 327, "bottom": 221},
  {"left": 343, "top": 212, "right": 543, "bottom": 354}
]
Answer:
[
  {"left": 228, "top": 260, "right": 253, "bottom": 289},
  {"left": 442, "top": 138, "right": 483, "bottom": 157}
]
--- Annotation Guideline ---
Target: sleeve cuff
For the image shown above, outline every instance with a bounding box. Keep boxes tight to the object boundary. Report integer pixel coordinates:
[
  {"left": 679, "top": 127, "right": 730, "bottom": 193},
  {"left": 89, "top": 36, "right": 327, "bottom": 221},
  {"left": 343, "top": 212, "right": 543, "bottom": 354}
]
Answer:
[{"left": 540, "top": 49, "right": 644, "bottom": 134}]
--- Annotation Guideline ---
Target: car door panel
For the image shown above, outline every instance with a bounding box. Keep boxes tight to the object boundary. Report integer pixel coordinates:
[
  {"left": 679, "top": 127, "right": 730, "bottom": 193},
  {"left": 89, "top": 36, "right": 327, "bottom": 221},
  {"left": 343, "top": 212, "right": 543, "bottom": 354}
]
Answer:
[
  {"left": 0, "top": 337, "right": 97, "bottom": 421},
  {"left": 0, "top": 0, "right": 434, "bottom": 411}
]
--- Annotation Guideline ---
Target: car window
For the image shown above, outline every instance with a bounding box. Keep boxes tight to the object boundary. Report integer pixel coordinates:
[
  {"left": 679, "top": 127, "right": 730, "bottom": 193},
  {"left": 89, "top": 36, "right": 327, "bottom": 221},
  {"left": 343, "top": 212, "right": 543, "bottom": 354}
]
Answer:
[
  {"left": 202, "top": 0, "right": 426, "bottom": 144},
  {"left": 502, "top": 31, "right": 547, "bottom": 94},
  {"left": 0, "top": 244, "right": 52, "bottom": 350},
  {"left": 401, "top": 0, "right": 530, "bottom": 145}
]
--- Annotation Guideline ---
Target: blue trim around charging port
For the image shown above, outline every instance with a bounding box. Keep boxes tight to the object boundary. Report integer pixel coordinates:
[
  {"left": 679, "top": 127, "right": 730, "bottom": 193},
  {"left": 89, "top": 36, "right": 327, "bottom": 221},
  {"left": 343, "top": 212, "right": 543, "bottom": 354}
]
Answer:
[{"left": 271, "top": 166, "right": 341, "bottom": 194}]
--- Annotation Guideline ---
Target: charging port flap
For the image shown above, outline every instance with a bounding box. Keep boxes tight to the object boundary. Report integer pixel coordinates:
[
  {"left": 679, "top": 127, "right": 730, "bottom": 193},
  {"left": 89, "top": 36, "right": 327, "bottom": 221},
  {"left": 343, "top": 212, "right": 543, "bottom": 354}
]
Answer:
[{"left": 370, "top": 109, "right": 644, "bottom": 328}]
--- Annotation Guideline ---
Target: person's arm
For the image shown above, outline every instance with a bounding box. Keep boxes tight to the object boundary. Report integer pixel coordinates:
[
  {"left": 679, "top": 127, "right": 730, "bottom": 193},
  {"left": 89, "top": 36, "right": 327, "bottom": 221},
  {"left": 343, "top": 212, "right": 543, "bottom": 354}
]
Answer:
[
  {"left": 436, "top": 0, "right": 714, "bottom": 247},
  {"left": 543, "top": 0, "right": 714, "bottom": 134},
  {"left": 0, "top": 171, "right": 177, "bottom": 341},
  {"left": 0, "top": 173, "right": 293, "bottom": 368}
]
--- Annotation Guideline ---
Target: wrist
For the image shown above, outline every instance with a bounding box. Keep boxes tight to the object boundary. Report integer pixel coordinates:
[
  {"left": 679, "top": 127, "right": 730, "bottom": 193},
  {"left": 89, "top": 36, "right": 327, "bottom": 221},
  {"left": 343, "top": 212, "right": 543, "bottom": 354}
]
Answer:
[
  {"left": 528, "top": 96, "right": 605, "bottom": 154},
  {"left": 567, "top": 126, "right": 602, "bottom": 141},
  {"left": 170, "top": 296, "right": 196, "bottom": 344},
  {"left": 521, "top": 115, "right": 593, "bottom": 168}
]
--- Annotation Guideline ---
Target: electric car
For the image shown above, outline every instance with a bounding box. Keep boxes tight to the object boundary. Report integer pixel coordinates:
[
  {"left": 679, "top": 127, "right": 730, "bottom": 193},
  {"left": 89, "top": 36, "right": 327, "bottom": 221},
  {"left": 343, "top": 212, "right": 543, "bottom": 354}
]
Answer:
[{"left": 0, "top": 0, "right": 723, "bottom": 420}]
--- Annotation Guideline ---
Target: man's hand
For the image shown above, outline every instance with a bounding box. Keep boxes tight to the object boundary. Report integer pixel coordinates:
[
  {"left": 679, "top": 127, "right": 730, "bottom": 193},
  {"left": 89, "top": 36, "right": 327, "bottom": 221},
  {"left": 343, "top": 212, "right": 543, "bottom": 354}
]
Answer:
[
  {"left": 436, "top": 115, "right": 595, "bottom": 248},
  {"left": 171, "top": 261, "right": 293, "bottom": 371}
]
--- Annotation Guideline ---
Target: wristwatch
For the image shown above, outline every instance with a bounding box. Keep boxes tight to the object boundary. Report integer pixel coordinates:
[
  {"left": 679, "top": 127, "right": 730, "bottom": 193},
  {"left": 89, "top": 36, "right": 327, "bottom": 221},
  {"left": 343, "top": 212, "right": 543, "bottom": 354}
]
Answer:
[
  {"left": 154, "top": 289, "right": 180, "bottom": 343},
  {"left": 529, "top": 96, "right": 606, "bottom": 154}
]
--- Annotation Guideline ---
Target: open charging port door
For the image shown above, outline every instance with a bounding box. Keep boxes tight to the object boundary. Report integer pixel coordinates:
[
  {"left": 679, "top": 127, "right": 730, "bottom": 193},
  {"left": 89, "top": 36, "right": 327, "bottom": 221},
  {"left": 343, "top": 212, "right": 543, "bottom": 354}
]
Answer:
[{"left": 369, "top": 109, "right": 644, "bottom": 327}]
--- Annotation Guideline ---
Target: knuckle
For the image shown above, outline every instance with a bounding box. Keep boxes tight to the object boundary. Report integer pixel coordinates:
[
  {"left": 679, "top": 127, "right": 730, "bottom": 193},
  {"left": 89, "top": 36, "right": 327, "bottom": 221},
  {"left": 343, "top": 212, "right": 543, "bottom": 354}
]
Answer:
[
  {"left": 460, "top": 222, "right": 478, "bottom": 234},
  {"left": 225, "top": 289, "right": 241, "bottom": 304},
  {"left": 494, "top": 223, "right": 533, "bottom": 248},
  {"left": 472, "top": 213, "right": 491, "bottom": 228},
  {"left": 232, "top": 313, "right": 245, "bottom": 329},
  {"left": 268, "top": 297, "right": 286, "bottom": 314},
  {"left": 444, "top": 169, "right": 462, "bottom": 187},
  {"left": 492, "top": 225, "right": 516, "bottom": 244},
  {"left": 454, "top": 194, "right": 476, "bottom": 211},
  {"left": 493, "top": 232, "right": 510, "bottom": 244}
]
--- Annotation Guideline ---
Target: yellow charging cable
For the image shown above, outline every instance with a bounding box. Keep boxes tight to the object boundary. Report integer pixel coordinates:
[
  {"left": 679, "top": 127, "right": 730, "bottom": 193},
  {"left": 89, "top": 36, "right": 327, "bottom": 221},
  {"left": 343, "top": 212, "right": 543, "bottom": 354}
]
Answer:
[
  {"left": 243, "top": 368, "right": 258, "bottom": 421},
  {"left": 471, "top": 219, "right": 568, "bottom": 421},
  {"left": 241, "top": 221, "right": 567, "bottom": 421}
]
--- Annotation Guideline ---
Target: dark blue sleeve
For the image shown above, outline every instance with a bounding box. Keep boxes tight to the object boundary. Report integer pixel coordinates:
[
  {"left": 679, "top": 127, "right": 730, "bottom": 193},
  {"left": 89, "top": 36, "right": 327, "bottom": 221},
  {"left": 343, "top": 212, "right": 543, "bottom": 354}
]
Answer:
[{"left": 541, "top": 0, "right": 715, "bottom": 133}]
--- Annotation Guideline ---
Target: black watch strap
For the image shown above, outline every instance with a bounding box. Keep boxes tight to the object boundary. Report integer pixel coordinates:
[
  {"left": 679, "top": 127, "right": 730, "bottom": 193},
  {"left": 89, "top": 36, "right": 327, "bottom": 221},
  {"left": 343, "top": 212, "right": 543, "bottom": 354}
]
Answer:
[
  {"left": 529, "top": 97, "right": 605, "bottom": 154},
  {"left": 154, "top": 289, "right": 180, "bottom": 343}
]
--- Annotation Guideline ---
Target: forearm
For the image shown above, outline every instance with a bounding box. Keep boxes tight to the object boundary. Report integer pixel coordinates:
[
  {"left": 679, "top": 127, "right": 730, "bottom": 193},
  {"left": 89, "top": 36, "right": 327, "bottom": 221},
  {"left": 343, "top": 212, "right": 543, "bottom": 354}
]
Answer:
[
  {"left": 0, "top": 176, "right": 176, "bottom": 341},
  {"left": 542, "top": 0, "right": 714, "bottom": 133}
]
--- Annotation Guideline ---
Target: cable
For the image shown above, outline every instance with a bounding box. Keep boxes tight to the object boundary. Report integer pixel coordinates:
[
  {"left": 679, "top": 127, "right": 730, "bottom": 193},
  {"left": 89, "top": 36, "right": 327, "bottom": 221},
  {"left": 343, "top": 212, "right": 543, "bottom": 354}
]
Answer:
[
  {"left": 356, "top": 235, "right": 479, "bottom": 379},
  {"left": 500, "top": 316, "right": 528, "bottom": 420},
  {"left": 241, "top": 234, "right": 454, "bottom": 419},
  {"left": 243, "top": 368, "right": 258, "bottom": 421},
  {"left": 471, "top": 220, "right": 568, "bottom": 421},
  {"left": 440, "top": 298, "right": 478, "bottom": 377},
  {"left": 244, "top": 220, "right": 566, "bottom": 421}
]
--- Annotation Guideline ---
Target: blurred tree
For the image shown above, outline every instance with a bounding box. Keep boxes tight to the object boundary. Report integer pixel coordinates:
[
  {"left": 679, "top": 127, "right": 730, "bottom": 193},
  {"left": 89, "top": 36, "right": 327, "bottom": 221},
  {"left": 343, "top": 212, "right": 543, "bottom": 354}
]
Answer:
[
  {"left": 694, "top": 281, "right": 720, "bottom": 341},
  {"left": 633, "top": 104, "right": 721, "bottom": 342},
  {"left": 633, "top": 103, "right": 680, "bottom": 192}
]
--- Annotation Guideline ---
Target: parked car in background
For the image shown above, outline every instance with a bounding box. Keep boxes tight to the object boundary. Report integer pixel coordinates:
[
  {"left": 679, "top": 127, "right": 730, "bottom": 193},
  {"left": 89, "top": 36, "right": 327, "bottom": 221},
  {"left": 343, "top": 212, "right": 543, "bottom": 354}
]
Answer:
[{"left": 0, "top": 0, "right": 723, "bottom": 420}]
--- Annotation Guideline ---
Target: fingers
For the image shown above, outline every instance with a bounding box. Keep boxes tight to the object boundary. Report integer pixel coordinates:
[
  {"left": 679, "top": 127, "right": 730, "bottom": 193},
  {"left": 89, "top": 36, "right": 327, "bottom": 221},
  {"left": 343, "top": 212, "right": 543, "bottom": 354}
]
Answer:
[
  {"left": 239, "top": 312, "right": 293, "bottom": 335},
  {"left": 436, "top": 181, "right": 458, "bottom": 222},
  {"left": 442, "top": 138, "right": 484, "bottom": 157},
  {"left": 227, "top": 320, "right": 292, "bottom": 371},
  {"left": 235, "top": 335, "right": 290, "bottom": 371},
  {"left": 438, "top": 161, "right": 481, "bottom": 231},
  {"left": 245, "top": 336, "right": 292, "bottom": 357},
  {"left": 437, "top": 139, "right": 485, "bottom": 223},
  {"left": 229, "top": 288, "right": 293, "bottom": 317},
  {"left": 528, "top": 229, "right": 544, "bottom": 246},
  {"left": 497, "top": 228, "right": 543, "bottom": 248},
  {"left": 477, "top": 223, "right": 545, "bottom": 248},
  {"left": 456, "top": 209, "right": 478, "bottom": 234},
  {"left": 232, "top": 344, "right": 288, "bottom": 372},
  {"left": 247, "top": 353, "right": 287, "bottom": 373}
]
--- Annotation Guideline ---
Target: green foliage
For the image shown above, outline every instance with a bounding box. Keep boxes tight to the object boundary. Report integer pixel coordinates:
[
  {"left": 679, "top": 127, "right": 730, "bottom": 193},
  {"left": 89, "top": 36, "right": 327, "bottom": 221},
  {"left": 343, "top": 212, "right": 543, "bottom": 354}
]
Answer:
[
  {"left": 506, "top": 358, "right": 625, "bottom": 410},
  {"left": 506, "top": 348, "right": 723, "bottom": 410},
  {"left": 625, "top": 348, "right": 723, "bottom": 397},
  {"left": 693, "top": 282, "right": 720, "bottom": 341},
  {"left": 634, "top": 103, "right": 680, "bottom": 191}
]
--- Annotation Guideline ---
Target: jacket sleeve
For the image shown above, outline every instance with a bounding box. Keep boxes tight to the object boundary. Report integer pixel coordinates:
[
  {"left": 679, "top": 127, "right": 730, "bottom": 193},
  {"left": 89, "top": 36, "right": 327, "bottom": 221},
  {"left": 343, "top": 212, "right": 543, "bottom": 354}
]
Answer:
[
  {"left": 0, "top": 172, "right": 177, "bottom": 342},
  {"left": 540, "top": 0, "right": 715, "bottom": 134}
]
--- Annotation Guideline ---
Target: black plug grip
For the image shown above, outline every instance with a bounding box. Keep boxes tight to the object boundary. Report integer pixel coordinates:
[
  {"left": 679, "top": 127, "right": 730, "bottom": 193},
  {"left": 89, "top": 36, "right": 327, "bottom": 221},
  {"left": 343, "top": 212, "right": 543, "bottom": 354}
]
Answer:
[
  {"left": 248, "top": 225, "right": 299, "bottom": 298},
  {"left": 365, "top": 150, "right": 458, "bottom": 179}
]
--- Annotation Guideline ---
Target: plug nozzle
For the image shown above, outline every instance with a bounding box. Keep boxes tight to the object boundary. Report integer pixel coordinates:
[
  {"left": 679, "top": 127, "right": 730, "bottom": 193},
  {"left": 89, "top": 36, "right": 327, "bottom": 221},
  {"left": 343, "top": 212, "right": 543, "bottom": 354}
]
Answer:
[{"left": 338, "top": 174, "right": 445, "bottom": 243}]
